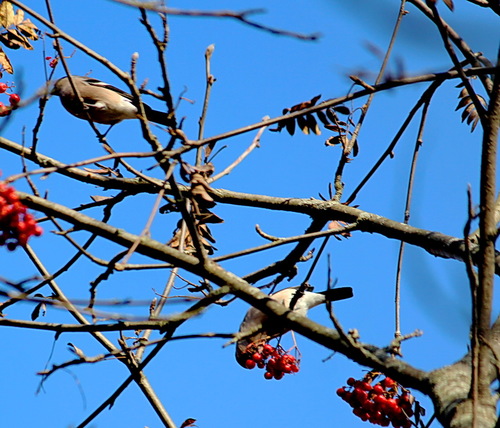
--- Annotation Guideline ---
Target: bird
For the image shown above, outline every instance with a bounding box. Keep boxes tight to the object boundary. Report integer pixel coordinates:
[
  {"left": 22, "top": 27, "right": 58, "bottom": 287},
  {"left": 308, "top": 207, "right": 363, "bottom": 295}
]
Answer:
[
  {"left": 235, "top": 285, "right": 353, "bottom": 367},
  {"left": 51, "top": 75, "right": 175, "bottom": 127}
]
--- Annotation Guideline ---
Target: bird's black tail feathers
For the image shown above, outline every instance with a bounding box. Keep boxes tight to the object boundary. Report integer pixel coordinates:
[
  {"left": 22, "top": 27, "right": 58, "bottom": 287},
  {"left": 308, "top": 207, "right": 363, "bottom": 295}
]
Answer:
[
  {"left": 320, "top": 287, "right": 353, "bottom": 302},
  {"left": 144, "top": 105, "right": 176, "bottom": 127}
]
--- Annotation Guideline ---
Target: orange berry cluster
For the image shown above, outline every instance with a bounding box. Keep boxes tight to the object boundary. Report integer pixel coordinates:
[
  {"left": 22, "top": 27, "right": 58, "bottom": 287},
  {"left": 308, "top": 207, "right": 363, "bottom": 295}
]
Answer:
[
  {"left": 0, "top": 182, "right": 42, "bottom": 250},
  {"left": 0, "top": 82, "right": 20, "bottom": 117},
  {"left": 244, "top": 343, "right": 299, "bottom": 380},
  {"left": 336, "top": 373, "right": 414, "bottom": 428}
]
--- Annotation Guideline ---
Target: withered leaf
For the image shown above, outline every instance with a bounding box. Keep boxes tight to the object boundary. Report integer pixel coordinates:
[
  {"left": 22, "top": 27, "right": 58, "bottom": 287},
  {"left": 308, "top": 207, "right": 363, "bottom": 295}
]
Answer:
[
  {"left": 12, "top": 6, "right": 22, "bottom": 25},
  {"left": 296, "top": 115, "right": 309, "bottom": 135},
  {"left": 0, "top": 28, "right": 32, "bottom": 50},
  {"left": 325, "top": 108, "right": 338, "bottom": 124},
  {"left": 31, "top": 302, "right": 46, "bottom": 321},
  {"left": 90, "top": 195, "right": 114, "bottom": 203},
  {"left": 199, "top": 223, "right": 216, "bottom": 243},
  {"left": 285, "top": 118, "right": 295, "bottom": 136},
  {"left": 159, "top": 201, "right": 178, "bottom": 214},
  {"left": 0, "top": 31, "right": 18, "bottom": 49},
  {"left": 180, "top": 418, "right": 197, "bottom": 428},
  {"left": 0, "top": 1, "right": 15, "bottom": 28},
  {"left": 325, "top": 124, "right": 345, "bottom": 133},
  {"left": 328, "top": 220, "right": 352, "bottom": 238},
  {"left": 305, "top": 114, "right": 321, "bottom": 135},
  {"left": 17, "top": 19, "right": 40, "bottom": 40},
  {"left": 195, "top": 210, "right": 224, "bottom": 224},
  {"left": 67, "top": 343, "right": 86, "bottom": 359},
  {"left": 325, "top": 136, "right": 340, "bottom": 146},
  {"left": 316, "top": 109, "right": 330, "bottom": 126},
  {"left": 332, "top": 105, "right": 350, "bottom": 115},
  {"left": 442, "top": 0, "right": 454, "bottom": 11},
  {"left": 0, "top": 46, "right": 12, "bottom": 73},
  {"left": 289, "top": 94, "right": 321, "bottom": 112},
  {"left": 190, "top": 172, "right": 215, "bottom": 208}
]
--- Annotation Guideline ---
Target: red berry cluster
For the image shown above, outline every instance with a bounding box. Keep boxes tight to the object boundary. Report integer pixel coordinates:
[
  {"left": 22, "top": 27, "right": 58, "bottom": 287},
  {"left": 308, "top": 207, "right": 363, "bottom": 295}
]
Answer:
[
  {"left": 244, "top": 343, "right": 300, "bottom": 380},
  {"left": 45, "top": 56, "right": 58, "bottom": 69},
  {"left": 0, "top": 182, "right": 42, "bottom": 250},
  {"left": 0, "top": 82, "right": 20, "bottom": 117},
  {"left": 336, "top": 373, "right": 414, "bottom": 428}
]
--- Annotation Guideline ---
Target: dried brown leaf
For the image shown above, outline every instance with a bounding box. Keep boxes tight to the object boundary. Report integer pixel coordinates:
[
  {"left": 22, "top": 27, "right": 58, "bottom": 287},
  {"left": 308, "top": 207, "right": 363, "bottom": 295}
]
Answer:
[
  {"left": 316, "top": 109, "right": 330, "bottom": 126},
  {"left": 90, "top": 195, "right": 114, "bottom": 203},
  {"left": 296, "top": 115, "right": 309, "bottom": 135},
  {"left": 67, "top": 343, "right": 86, "bottom": 359},
  {"left": 332, "top": 105, "right": 350, "bottom": 115},
  {"left": 328, "top": 220, "right": 352, "bottom": 238},
  {"left": 0, "top": 28, "right": 32, "bottom": 49},
  {"left": 191, "top": 172, "right": 215, "bottom": 208},
  {"left": 306, "top": 114, "right": 321, "bottom": 135},
  {"left": 455, "top": 96, "right": 471, "bottom": 111},
  {"left": 325, "top": 108, "right": 338, "bottom": 124},
  {"left": 455, "top": 89, "right": 487, "bottom": 133},
  {"left": 12, "top": 6, "right": 23, "bottom": 25},
  {"left": 0, "top": 46, "right": 12, "bottom": 73},
  {"left": 195, "top": 210, "right": 224, "bottom": 224},
  {"left": 325, "top": 136, "right": 341, "bottom": 147},
  {"left": 0, "top": 1, "right": 15, "bottom": 28},
  {"left": 180, "top": 418, "right": 197, "bottom": 428},
  {"left": 289, "top": 94, "right": 321, "bottom": 112},
  {"left": 17, "top": 19, "right": 40, "bottom": 40},
  {"left": 324, "top": 124, "right": 345, "bottom": 133},
  {"left": 442, "top": 0, "right": 454, "bottom": 11},
  {"left": 285, "top": 118, "right": 295, "bottom": 136},
  {"left": 31, "top": 301, "right": 46, "bottom": 321}
]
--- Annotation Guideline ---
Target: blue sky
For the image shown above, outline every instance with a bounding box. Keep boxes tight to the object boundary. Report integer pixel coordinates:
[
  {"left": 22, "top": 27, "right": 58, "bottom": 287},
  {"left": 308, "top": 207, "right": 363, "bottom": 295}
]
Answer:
[{"left": 0, "top": 1, "right": 499, "bottom": 427}]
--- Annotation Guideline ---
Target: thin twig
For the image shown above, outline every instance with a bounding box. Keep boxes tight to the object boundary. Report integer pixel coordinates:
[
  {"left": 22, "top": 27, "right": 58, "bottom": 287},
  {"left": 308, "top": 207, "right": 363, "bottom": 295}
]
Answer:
[
  {"left": 197, "top": 44, "right": 216, "bottom": 165},
  {"left": 209, "top": 118, "right": 267, "bottom": 182},
  {"left": 394, "top": 91, "right": 431, "bottom": 337},
  {"left": 113, "top": 2, "right": 320, "bottom": 40}
]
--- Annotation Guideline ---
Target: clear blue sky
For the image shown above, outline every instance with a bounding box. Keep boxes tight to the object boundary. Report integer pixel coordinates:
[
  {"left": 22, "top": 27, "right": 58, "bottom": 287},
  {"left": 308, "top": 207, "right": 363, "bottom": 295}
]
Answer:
[{"left": 1, "top": 1, "right": 498, "bottom": 427}]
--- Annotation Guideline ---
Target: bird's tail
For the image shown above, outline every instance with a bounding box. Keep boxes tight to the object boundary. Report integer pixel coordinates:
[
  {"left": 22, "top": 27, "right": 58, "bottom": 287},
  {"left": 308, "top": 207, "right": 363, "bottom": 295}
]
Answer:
[
  {"left": 319, "top": 287, "right": 354, "bottom": 302},
  {"left": 144, "top": 105, "right": 176, "bottom": 127}
]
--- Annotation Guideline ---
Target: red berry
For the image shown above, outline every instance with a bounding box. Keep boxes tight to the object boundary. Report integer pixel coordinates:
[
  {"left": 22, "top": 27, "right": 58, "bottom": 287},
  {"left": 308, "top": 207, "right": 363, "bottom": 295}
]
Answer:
[
  {"left": 359, "top": 381, "right": 372, "bottom": 391},
  {"left": 273, "top": 371, "right": 284, "bottom": 380},
  {"left": 0, "top": 82, "right": 7, "bottom": 93},
  {"left": 45, "top": 56, "right": 52, "bottom": 60},
  {"left": 264, "top": 372, "right": 273, "bottom": 380},
  {"left": 383, "top": 398, "right": 400, "bottom": 416},
  {"left": 373, "top": 384, "right": 385, "bottom": 395},
  {"left": 266, "top": 358, "right": 277, "bottom": 370},
  {"left": 252, "top": 352, "right": 263, "bottom": 362},
  {"left": 353, "top": 388, "right": 368, "bottom": 404},
  {"left": 346, "top": 377, "right": 356, "bottom": 386},
  {"left": 245, "top": 359, "right": 256, "bottom": 369},
  {"left": 336, "top": 387, "right": 346, "bottom": 397},
  {"left": 382, "top": 377, "right": 396, "bottom": 389},
  {"left": 257, "top": 360, "right": 266, "bottom": 369},
  {"left": 374, "top": 394, "right": 388, "bottom": 408},
  {"left": 262, "top": 344, "right": 274, "bottom": 355},
  {"left": 362, "top": 399, "right": 376, "bottom": 413},
  {"left": 9, "top": 93, "right": 20, "bottom": 106}
]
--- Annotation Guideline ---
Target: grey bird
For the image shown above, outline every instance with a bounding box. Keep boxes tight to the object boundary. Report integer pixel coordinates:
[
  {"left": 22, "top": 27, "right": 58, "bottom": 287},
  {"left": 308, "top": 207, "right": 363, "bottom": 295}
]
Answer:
[
  {"left": 235, "top": 285, "right": 353, "bottom": 367},
  {"left": 51, "top": 75, "right": 174, "bottom": 126}
]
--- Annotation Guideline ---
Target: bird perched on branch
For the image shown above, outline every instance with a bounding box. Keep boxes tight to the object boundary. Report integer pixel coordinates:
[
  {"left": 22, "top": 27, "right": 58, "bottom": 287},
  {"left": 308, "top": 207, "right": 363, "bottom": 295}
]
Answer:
[
  {"left": 51, "top": 75, "right": 175, "bottom": 127},
  {"left": 235, "top": 285, "right": 353, "bottom": 367}
]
